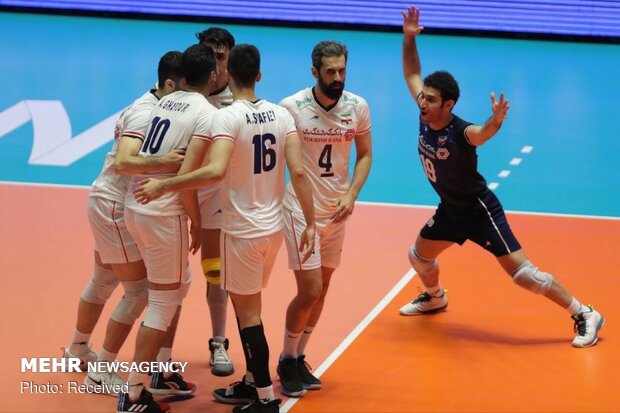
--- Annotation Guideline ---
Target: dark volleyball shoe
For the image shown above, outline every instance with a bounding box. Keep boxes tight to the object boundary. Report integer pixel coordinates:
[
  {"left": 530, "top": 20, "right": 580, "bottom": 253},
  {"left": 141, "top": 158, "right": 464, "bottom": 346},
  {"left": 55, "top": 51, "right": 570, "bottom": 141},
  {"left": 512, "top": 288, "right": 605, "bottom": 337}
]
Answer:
[
  {"left": 297, "top": 355, "right": 322, "bottom": 390},
  {"left": 148, "top": 371, "right": 196, "bottom": 396},
  {"left": 117, "top": 387, "right": 171, "bottom": 413},
  {"left": 213, "top": 377, "right": 259, "bottom": 404},
  {"left": 277, "top": 357, "right": 305, "bottom": 397},
  {"left": 232, "top": 398, "right": 281, "bottom": 413}
]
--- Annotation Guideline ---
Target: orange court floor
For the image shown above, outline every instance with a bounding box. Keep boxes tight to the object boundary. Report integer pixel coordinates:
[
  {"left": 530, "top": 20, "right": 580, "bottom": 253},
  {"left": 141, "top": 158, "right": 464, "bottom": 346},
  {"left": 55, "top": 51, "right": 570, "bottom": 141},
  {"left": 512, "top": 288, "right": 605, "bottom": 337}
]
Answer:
[{"left": 1, "top": 182, "right": 618, "bottom": 413}]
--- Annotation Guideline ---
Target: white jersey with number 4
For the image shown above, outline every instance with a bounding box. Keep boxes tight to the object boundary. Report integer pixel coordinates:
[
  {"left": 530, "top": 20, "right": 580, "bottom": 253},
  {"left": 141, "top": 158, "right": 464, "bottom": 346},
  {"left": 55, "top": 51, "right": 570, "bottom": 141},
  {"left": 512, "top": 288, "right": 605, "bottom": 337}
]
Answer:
[
  {"left": 211, "top": 99, "right": 297, "bottom": 238},
  {"left": 279, "top": 87, "right": 371, "bottom": 220},
  {"left": 90, "top": 90, "right": 159, "bottom": 203},
  {"left": 125, "top": 90, "right": 217, "bottom": 216}
]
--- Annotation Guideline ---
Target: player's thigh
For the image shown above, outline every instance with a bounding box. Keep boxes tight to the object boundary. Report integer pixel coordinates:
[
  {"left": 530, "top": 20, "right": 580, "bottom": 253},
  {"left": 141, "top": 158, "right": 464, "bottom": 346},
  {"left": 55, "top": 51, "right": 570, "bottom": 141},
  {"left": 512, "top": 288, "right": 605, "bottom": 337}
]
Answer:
[
  {"left": 284, "top": 206, "right": 321, "bottom": 271},
  {"left": 221, "top": 231, "right": 283, "bottom": 295},
  {"left": 201, "top": 228, "right": 221, "bottom": 259},
  {"left": 417, "top": 204, "right": 462, "bottom": 258},
  {"left": 319, "top": 221, "right": 346, "bottom": 269},
  {"left": 111, "top": 259, "right": 147, "bottom": 282},
  {"left": 88, "top": 196, "right": 141, "bottom": 264},
  {"left": 132, "top": 213, "right": 190, "bottom": 285}
]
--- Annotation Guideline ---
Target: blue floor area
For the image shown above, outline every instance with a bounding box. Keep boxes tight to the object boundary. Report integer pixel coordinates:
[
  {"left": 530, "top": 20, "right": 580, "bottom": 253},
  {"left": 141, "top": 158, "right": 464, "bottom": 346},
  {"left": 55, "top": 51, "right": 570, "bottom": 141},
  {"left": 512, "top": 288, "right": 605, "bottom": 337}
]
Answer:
[{"left": 2, "top": 12, "right": 619, "bottom": 217}]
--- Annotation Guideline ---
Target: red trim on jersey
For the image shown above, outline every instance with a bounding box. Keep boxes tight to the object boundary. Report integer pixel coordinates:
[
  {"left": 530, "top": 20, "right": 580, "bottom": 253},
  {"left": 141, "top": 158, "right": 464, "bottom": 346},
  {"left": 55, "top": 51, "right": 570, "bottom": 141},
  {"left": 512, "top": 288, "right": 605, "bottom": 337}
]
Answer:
[
  {"left": 355, "top": 127, "right": 371, "bottom": 135},
  {"left": 289, "top": 210, "right": 303, "bottom": 269},
  {"left": 111, "top": 201, "right": 129, "bottom": 263},
  {"left": 213, "top": 134, "right": 235, "bottom": 142},
  {"left": 192, "top": 134, "right": 212, "bottom": 141},
  {"left": 122, "top": 131, "right": 146, "bottom": 140},
  {"left": 285, "top": 130, "right": 297, "bottom": 137}
]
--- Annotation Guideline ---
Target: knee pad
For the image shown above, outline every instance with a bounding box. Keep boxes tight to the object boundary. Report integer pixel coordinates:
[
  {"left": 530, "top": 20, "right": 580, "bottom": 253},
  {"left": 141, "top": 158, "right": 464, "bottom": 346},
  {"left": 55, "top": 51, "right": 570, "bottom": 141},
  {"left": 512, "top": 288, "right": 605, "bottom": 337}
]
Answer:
[
  {"left": 110, "top": 278, "right": 148, "bottom": 325},
  {"left": 512, "top": 261, "right": 554, "bottom": 295},
  {"left": 80, "top": 264, "right": 119, "bottom": 305},
  {"left": 408, "top": 246, "right": 438, "bottom": 277},
  {"left": 202, "top": 258, "right": 221, "bottom": 284},
  {"left": 142, "top": 289, "right": 179, "bottom": 332}
]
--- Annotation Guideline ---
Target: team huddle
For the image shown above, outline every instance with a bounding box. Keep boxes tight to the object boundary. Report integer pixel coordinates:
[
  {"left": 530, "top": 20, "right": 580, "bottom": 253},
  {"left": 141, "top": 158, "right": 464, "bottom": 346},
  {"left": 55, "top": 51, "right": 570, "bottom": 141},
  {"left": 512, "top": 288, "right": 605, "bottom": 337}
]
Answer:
[{"left": 62, "top": 5, "right": 604, "bottom": 413}]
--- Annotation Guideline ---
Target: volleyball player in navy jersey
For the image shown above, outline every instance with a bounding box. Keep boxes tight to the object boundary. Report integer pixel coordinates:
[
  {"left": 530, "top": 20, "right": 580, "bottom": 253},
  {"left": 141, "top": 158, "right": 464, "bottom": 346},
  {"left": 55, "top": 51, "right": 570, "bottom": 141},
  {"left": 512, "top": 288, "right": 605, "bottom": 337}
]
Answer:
[{"left": 399, "top": 5, "right": 604, "bottom": 348}]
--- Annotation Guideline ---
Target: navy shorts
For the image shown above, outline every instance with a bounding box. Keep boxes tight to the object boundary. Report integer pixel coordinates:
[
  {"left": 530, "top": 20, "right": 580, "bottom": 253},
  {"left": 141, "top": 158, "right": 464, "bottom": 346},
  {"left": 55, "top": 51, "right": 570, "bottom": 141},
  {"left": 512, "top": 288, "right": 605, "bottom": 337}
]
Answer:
[{"left": 420, "top": 190, "right": 521, "bottom": 257}]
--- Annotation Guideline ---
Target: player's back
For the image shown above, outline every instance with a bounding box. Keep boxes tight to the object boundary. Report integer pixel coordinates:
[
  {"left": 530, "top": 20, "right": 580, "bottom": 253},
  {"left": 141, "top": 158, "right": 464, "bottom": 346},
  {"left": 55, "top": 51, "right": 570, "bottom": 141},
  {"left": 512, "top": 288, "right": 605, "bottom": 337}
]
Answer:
[
  {"left": 212, "top": 99, "right": 297, "bottom": 238},
  {"left": 126, "top": 90, "right": 216, "bottom": 216}
]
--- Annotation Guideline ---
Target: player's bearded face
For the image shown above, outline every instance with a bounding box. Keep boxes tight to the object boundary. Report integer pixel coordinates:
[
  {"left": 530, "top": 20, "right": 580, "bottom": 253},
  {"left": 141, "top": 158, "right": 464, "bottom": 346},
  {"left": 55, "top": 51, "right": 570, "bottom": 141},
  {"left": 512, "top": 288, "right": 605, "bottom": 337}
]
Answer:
[{"left": 318, "top": 72, "right": 345, "bottom": 100}]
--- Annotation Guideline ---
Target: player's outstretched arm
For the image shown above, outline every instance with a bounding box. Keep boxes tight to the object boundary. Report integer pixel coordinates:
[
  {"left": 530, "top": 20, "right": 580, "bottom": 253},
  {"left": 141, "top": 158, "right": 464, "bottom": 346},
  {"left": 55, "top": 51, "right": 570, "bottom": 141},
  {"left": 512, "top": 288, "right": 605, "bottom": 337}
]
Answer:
[
  {"left": 284, "top": 133, "right": 316, "bottom": 263},
  {"left": 402, "top": 5, "right": 424, "bottom": 103},
  {"left": 114, "top": 136, "right": 185, "bottom": 175},
  {"left": 465, "top": 92, "right": 510, "bottom": 146},
  {"left": 133, "top": 139, "right": 234, "bottom": 204}
]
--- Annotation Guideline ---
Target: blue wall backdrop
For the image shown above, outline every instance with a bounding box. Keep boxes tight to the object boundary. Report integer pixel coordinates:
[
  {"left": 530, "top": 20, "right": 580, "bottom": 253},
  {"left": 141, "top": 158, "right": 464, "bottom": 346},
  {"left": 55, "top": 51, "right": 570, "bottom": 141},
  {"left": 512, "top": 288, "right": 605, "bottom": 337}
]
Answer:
[{"left": 1, "top": 11, "right": 619, "bottom": 217}]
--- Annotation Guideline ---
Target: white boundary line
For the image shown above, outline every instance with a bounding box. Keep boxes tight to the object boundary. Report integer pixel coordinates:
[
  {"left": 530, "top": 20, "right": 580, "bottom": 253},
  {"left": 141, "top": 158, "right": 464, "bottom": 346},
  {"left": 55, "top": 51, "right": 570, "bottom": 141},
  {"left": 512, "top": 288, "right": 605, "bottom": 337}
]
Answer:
[{"left": 281, "top": 269, "right": 416, "bottom": 413}]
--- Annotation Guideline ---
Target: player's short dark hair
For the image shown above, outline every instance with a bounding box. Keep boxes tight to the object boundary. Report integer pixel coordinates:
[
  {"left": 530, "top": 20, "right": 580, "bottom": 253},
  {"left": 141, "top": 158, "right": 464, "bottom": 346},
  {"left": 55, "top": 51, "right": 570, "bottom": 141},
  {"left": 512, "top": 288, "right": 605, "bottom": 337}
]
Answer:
[
  {"left": 424, "top": 71, "right": 460, "bottom": 104},
  {"left": 157, "top": 51, "right": 183, "bottom": 88},
  {"left": 182, "top": 44, "right": 216, "bottom": 87},
  {"left": 228, "top": 44, "right": 260, "bottom": 88},
  {"left": 311, "top": 40, "right": 348, "bottom": 70},
  {"left": 195, "top": 27, "right": 235, "bottom": 50}
]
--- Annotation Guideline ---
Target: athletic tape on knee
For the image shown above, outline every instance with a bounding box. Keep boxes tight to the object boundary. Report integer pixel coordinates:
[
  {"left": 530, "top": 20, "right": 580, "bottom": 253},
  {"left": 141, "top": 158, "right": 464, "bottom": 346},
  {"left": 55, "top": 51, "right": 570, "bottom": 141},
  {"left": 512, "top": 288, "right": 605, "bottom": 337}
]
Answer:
[
  {"left": 202, "top": 258, "right": 221, "bottom": 284},
  {"left": 142, "top": 289, "right": 179, "bottom": 332},
  {"left": 512, "top": 261, "right": 553, "bottom": 295},
  {"left": 110, "top": 278, "right": 148, "bottom": 325},
  {"left": 408, "top": 246, "right": 438, "bottom": 277},
  {"left": 80, "top": 264, "right": 119, "bottom": 304}
]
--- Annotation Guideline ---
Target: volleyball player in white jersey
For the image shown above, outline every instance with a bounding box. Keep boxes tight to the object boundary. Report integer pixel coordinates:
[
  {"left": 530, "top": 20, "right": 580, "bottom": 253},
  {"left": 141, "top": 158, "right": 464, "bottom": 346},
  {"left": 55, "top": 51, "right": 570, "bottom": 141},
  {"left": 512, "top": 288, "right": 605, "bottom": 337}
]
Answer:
[
  {"left": 277, "top": 40, "right": 373, "bottom": 396},
  {"left": 133, "top": 44, "right": 316, "bottom": 413},
  {"left": 117, "top": 44, "right": 219, "bottom": 413},
  {"left": 196, "top": 27, "right": 236, "bottom": 376},
  {"left": 63, "top": 51, "right": 184, "bottom": 395}
]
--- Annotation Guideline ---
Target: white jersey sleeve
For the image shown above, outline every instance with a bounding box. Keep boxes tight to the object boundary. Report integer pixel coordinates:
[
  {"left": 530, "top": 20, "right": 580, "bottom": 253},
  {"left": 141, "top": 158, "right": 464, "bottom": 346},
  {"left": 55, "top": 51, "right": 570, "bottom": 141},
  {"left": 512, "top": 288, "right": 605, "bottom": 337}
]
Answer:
[
  {"left": 280, "top": 87, "right": 372, "bottom": 220},
  {"left": 90, "top": 90, "right": 159, "bottom": 203},
  {"left": 213, "top": 99, "right": 296, "bottom": 238},
  {"left": 125, "top": 90, "right": 217, "bottom": 216}
]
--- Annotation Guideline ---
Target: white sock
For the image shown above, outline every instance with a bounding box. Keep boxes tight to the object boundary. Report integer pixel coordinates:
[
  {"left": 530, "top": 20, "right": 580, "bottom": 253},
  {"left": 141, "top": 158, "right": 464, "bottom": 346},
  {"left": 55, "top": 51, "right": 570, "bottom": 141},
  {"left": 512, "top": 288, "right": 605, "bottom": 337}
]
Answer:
[
  {"left": 98, "top": 349, "right": 117, "bottom": 363},
  {"left": 256, "top": 384, "right": 275, "bottom": 402},
  {"left": 567, "top": 297, "right": 586, "bottom": 316},
  {"left": 69, "top": 330, "right": 91, "bottom": 355},
  {"left": 207, "top": 283, "right": 228, "bottom": 338},
  {"left": 127, "top": 372, "right": 145, "bottom": 401},
  {"left": 244, "top": 371, "right": 255, "bottom": 384},
  {"left": 282, "top": 328, "right": 302, "bottom": 358},
  {"left": 297, "top": 325, "right": 315, "bottom": 357}
]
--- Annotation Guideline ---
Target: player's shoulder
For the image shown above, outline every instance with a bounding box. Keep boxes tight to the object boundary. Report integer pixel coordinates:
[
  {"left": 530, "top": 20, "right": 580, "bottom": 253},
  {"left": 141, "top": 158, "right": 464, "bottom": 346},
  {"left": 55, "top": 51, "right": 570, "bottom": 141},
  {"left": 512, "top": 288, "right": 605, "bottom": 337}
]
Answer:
[
  {"left": 279, "top": 87, "right": 312, "bottom": 111},
  {"left": 130, "top": 90, "right": 159, "bottom": 109},
  {"left": 340, "top": 90, "right": 369, "bottom": 108}
]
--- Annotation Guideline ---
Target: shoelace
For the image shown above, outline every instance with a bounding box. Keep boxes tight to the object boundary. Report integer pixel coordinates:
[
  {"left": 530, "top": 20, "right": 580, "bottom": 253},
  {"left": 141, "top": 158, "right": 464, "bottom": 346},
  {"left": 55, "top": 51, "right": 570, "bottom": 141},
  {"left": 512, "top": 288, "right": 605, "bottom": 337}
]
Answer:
[
  {"left": 213, "top": 344, "right": 232, "bottom": 364},
  {"left": 412, "top": 291, "right": 432, "bottom": 304},
  {"left": 572, "top": 314, "right": 587, "bottom": 336}
]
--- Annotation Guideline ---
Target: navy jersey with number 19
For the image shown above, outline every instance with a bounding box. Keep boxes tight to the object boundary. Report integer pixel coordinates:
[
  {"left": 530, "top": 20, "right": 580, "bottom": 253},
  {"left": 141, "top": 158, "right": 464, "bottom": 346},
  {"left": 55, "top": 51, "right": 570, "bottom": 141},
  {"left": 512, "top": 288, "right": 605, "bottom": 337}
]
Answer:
[{"left": 418, "top": 114, "right": 488, "bottom": 206}]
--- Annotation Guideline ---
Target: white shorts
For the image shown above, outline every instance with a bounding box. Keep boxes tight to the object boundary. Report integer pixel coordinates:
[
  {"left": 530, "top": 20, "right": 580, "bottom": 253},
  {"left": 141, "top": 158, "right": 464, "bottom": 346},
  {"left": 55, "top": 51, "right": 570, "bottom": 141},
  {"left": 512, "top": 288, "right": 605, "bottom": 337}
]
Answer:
[
  {"left": 87, "top": 196, "right": 141, "bottom": 264},
  {"left": 221, "top": 230, "right": 283, "bottom": 295},
  {"left": 284, "top": 207, "right": 345, "bottom": 271},
  {"left": 198, "top": 187, "right": 223, "bottom": 229},
  {"left": 124, "top": 208, "right": 191, "bottom": 285}
]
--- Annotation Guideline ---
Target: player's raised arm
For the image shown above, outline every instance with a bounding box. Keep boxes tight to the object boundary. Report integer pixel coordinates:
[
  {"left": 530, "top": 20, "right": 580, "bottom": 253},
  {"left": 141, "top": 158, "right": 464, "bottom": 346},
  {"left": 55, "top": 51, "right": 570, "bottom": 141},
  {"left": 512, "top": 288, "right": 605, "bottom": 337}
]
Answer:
[
  {"left": 402, "top": 5, "right": 425, "bottom": 103},
  {"left": 465, "top": 92, "right": 511, "bottom": 146}
]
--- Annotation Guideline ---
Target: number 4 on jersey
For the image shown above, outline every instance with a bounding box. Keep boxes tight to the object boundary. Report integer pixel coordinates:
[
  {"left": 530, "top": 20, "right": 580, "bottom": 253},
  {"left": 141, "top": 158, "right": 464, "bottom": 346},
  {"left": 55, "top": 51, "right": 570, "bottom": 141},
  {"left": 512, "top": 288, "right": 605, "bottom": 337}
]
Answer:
[{"left": 319, "top": 144, "right": 334, "bottom": 177}]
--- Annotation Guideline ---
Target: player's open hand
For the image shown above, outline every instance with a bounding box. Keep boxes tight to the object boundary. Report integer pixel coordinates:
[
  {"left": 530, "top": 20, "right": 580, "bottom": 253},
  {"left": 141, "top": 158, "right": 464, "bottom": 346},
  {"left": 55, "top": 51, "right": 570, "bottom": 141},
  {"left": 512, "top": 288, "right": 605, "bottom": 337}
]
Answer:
[
  {"left": 299, "top": 224, "right": 316, "bottom": 264},
  {"left": 402, "top": 6, "right": 424, "bottom": 37},
  {"left": 133, "top": 178, "right": 165, "bottom": 204},
  {"left": 490, "top": 92, "right": 510, "bottom": 124},
  {"left": 189, "top": 224, "right": 201, "bottom": 255},
  {"left": 331, "top": 193, "right": 355, "bottom": 223}
]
